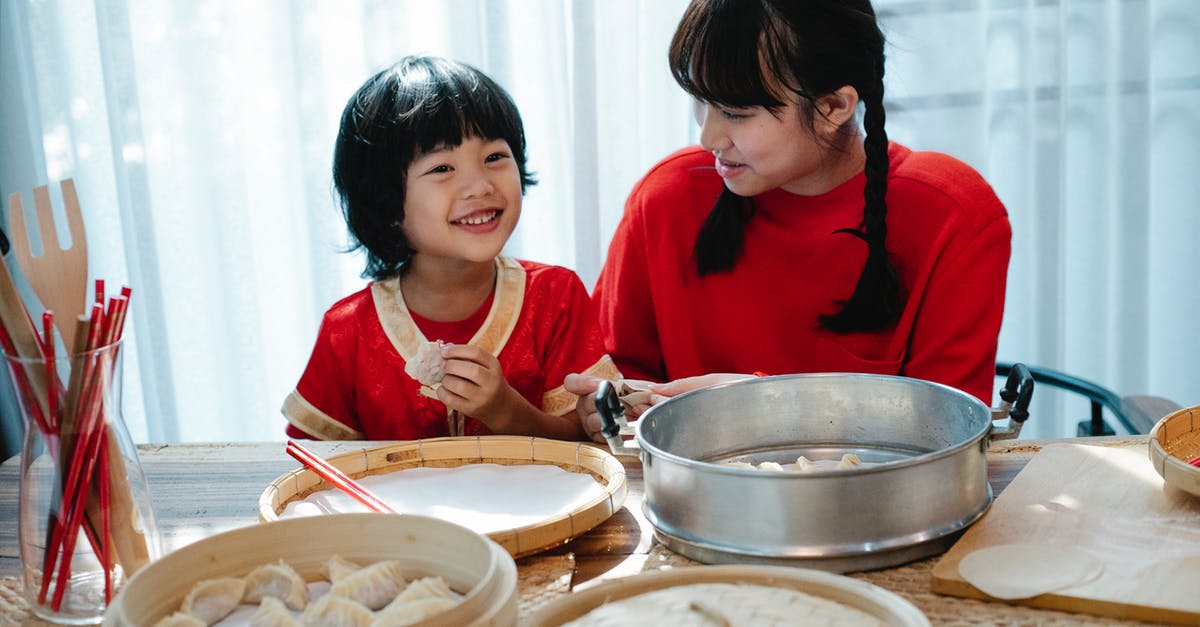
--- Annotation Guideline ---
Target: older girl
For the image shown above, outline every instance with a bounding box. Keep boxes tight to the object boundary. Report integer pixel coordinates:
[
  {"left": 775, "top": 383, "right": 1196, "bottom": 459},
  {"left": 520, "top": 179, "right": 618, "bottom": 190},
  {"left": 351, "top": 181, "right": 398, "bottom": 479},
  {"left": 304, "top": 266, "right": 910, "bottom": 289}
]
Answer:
[{"left": 571, "top": 0, "right": 1011, "bottom": 439}]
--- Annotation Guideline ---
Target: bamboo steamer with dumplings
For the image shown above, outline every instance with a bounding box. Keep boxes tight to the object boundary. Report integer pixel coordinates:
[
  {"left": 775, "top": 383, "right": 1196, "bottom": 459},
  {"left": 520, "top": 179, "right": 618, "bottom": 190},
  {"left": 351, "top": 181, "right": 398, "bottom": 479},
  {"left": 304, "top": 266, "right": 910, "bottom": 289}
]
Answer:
[{"left": 102, "top": 513, "right": 517, "bottom": 626}]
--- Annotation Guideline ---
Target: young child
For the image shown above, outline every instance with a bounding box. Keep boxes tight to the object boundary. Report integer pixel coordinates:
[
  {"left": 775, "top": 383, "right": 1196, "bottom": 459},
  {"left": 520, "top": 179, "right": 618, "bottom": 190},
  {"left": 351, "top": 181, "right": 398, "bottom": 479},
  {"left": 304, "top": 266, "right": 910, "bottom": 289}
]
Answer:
[{"left": 283, "top": 55, "right": 618, "bottom": 441}]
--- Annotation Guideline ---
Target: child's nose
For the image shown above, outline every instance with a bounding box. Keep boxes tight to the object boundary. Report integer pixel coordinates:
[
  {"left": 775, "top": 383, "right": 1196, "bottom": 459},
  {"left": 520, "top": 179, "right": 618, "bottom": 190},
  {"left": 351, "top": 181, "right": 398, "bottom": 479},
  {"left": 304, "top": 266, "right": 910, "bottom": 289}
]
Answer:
[{"left": 462, "top": 172, "right": 496, "bottom": 198}]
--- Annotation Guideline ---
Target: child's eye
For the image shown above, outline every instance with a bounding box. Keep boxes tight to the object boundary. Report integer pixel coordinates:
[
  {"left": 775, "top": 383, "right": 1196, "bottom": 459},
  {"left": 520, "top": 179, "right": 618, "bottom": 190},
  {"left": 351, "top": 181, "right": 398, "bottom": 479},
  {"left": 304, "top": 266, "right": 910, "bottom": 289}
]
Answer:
[
  {"left": 485, "top": 152, "right": 511, "bottom": 163},
  {"left": 425, "top": 164, "right": 452, "bottom": 175},
  {"left": 720, "top": 108, "right": 749, "bottom": 121}
]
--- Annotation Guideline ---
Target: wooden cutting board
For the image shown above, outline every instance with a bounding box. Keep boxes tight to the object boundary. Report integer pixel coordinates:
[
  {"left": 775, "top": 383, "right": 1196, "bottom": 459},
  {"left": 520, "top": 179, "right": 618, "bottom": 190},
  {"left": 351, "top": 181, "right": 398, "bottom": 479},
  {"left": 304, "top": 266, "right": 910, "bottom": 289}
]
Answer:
[{"left": 932, "top": 443, "right": 1200, "bottom": 624}]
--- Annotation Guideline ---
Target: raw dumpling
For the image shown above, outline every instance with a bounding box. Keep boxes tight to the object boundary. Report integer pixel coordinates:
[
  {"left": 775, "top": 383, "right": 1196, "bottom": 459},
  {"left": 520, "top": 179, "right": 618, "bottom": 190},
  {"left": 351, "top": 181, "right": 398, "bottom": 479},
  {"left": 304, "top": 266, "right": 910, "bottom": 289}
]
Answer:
[
  {"left": 328, "top": 559, "right": 407, "bottom": 610},
  {"left": 300, "top": 595, "right": 374, "bottom": 627},
  {"left": 371, "top": 596, "right": 460, "bottom": 626},
  {"left": 837, "top": 454, "right": 863, "bottom": 469},
  {"left": 152, "top": 612, "right": 206, "bottom": 627},
  {"left": 793, "top": 456, "right": 816, "bottom": 472},
  {"left": 243, "top": 559, "right": 309, "bottom": 610},
  {"left": 757, "top": 461, "right": 785, "bottom": 472},
  {"left": 388, "top": 576, "right": 458, "bottom": 608},
  {"left": 250, "top": 597, "right": 301, "bottom": 627},
  {"left": 181, "top": 577, "right": 246, "bottom": 624},
  {"left": 321, "top": 554, "right": 362, "bottom": 583},
  {"left": 405, "top": 339, "right": 446, "bottom": 394}
]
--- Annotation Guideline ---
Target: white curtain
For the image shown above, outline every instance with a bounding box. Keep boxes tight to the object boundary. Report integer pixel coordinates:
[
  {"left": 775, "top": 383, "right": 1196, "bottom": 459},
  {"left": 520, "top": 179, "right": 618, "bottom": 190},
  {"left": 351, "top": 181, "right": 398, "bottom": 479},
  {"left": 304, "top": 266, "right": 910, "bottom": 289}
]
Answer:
[{"left": 2, "top": 0, "right": 1196, "bottom": 444}]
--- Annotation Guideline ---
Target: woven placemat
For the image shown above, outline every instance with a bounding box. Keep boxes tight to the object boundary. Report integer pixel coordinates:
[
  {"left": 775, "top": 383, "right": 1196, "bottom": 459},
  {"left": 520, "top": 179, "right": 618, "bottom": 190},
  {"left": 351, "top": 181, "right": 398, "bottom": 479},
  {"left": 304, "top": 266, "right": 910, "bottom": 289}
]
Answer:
[
  {"left": 1, "top": 576, "right": 39, "bottom": 626},
  {"left": 516, "top": 552, "right": 575, "bottom": 618}
]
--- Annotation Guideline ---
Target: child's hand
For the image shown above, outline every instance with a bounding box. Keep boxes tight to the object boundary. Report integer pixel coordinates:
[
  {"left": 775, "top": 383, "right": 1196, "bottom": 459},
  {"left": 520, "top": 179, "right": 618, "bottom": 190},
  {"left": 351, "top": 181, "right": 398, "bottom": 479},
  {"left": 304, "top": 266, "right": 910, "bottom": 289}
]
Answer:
[{"left": 437, "top": 343, "right": 524, "bottom": 429}]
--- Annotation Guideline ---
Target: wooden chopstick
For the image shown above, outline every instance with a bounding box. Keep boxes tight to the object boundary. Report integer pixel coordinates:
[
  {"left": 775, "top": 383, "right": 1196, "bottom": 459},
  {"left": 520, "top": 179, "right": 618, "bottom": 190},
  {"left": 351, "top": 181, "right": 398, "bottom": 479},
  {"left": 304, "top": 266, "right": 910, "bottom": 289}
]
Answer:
[{"left": 285, "top": 440, "right": 397, "bottom": 514}]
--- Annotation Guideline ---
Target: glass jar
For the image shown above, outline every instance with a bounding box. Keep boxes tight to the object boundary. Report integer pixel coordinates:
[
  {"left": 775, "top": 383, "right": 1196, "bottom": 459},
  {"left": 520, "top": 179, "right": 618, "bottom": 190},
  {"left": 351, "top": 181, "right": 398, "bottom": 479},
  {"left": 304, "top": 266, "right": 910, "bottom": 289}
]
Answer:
[{"left": 5, "top": 340, "right": 161, "bottom": 624}]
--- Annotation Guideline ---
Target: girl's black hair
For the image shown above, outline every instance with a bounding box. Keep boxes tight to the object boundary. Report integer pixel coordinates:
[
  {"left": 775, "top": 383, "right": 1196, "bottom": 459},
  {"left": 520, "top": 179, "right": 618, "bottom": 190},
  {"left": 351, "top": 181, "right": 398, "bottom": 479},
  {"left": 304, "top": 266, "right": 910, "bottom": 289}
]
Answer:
[
  {"left": 669, "top": 0, "right": 900, "bottom": 333},
  {"left": 332, "top": 55, "right": 536, "bottom": 280}
]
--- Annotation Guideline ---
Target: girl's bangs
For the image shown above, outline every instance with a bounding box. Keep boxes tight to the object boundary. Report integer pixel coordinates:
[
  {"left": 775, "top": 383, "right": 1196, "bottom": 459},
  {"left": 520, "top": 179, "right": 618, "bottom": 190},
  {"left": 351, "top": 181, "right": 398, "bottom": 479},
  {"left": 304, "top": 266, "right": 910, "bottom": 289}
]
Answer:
[
  {"left": 669, "top": 3, "right": 784, "bottom": 108},
  {"left": 407, "top": 72, "right": 519, "bottom": 156}
]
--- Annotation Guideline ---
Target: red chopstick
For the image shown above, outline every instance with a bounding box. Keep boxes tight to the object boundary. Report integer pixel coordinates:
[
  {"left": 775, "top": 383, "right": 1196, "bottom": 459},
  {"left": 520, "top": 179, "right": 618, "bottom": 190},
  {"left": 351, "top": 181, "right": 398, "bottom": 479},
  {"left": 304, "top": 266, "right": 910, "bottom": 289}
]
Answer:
[
  {"left": 285, "top": 440, "right": 397, "bottom": 514},
  {"left": 1188, "top": 456, "right": 1200, "bottom": 468}
]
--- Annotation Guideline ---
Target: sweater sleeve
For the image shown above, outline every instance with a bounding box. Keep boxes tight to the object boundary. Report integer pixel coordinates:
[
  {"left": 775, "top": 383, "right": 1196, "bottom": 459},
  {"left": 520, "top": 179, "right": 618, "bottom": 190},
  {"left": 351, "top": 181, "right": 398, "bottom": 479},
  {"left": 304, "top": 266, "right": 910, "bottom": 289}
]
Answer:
[
  {"left": 592, "top": 191, "right": 667, "bottom": 382},
  {"left": 902, "top": 215, "right": 1011, "bottom": 405}
]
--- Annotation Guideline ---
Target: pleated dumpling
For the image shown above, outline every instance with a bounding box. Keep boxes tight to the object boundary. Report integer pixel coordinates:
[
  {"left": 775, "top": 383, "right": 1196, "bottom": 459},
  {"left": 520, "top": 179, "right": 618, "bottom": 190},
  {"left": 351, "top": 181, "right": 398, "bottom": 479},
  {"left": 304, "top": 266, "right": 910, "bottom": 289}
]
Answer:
[
  {"left": 388, "top": 576, "right": 459, "bottom": 607},
  {"left": 300, "top": 595, "right": 373, "bottom": 627},
  {"left": 321, "top": 554, "right": 362, "bottom": 583},
  {"left": 793, "top": 456, "right": 817, "bottom": 472},
  {"left": 837, "top": 453, "right": 863, "bottom": 469},
  {"left": 249, "top": 597, "right": 301, "bottom": 627},
  {"left": 243, "top": 559, "right": 309, "bottom": 610},
  {"left": 181, "top": 577, "right": 246, "bottom": 624},
  {"left": 328, "top": 559, "right": 407, "bottom": 610},
  {"left": 371, "top": 596, "right": 460, "bottom": 626}
]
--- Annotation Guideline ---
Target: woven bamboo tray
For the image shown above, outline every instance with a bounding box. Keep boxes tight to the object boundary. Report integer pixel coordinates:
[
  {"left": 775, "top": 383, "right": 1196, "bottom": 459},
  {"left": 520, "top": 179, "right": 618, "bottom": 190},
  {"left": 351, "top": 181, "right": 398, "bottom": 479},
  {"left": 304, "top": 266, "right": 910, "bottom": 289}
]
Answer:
[
  {"left": 527, "top": 565, "right": 930, "bottom": 626},
  {"left": 259, "top": 436, "right": 627, "bottom": 558},
  {"left": 1149, "top": 405, "right": 1200, "bottom": 497}
]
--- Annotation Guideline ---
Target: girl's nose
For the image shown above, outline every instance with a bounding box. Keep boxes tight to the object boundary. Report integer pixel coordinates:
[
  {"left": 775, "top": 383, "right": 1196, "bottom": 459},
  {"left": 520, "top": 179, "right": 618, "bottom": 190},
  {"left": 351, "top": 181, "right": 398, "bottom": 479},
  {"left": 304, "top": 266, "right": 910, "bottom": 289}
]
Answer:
[
  {"left": 462, "top": 172, "right": 496, "bottom": 198},
  {"left": 695, "top": 104, "right": 729, "bottom": 153}
]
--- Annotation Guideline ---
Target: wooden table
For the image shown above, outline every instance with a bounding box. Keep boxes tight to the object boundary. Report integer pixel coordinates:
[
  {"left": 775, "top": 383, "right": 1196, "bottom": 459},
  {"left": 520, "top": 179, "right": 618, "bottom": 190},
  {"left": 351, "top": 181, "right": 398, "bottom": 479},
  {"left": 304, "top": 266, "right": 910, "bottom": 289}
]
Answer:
[{"left": 0, "top": 436, "right": 1161, "bottom": 624}]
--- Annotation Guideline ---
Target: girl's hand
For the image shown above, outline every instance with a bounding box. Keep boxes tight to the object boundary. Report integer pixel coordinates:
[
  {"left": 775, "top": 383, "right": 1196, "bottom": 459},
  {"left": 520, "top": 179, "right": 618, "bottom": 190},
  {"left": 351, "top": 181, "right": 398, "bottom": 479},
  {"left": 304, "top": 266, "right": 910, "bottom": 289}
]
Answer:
[
  {"left": 649, "top": 373, "right": 753, "bottom": 398},
  {"left": 564, "top": 373, "right": 656, "bottom": 443},
  {"left": 437, "top": 343, "right": 524, "bottom": 429}
]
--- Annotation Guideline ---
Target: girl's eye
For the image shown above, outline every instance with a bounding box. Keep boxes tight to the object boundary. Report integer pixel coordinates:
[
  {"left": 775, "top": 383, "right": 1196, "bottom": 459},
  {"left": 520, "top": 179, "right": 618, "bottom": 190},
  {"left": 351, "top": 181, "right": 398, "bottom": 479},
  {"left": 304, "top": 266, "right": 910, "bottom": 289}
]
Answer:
[
  {"left": 485, "top": 152, "right": 511, "bottom": 163},
  {"left": 720, "top": 109, "right": 748, "bottom": 121},
  {"left": 426, "top": 164, "right": 452, "bottom": 174}
]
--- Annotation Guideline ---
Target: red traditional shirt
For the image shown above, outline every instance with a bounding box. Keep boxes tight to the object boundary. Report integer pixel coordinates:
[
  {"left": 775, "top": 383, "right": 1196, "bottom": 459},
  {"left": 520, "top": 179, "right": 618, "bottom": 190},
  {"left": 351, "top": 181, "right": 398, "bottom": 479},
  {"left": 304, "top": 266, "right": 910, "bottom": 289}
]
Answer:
[
  {"left": 594, "top": 143, "right": 1011, "bottom": 404},
  {"left": 284, "top": 257, "right": 619, "bottom": 440}
]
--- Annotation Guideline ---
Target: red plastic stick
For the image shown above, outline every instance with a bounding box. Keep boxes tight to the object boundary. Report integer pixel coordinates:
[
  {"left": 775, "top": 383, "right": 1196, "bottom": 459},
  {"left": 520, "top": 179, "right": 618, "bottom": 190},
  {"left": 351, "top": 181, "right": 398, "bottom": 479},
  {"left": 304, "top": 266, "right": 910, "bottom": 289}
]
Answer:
[{"left": 286, "top": 440, "right": 397, "bottom": 514}]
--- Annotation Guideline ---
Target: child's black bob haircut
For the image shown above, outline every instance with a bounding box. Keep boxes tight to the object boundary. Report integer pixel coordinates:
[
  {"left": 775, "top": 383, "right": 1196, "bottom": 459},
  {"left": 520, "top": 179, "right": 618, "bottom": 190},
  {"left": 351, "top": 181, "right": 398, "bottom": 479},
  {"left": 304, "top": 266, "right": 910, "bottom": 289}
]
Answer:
[{"left": 333, "top": 55, "right": 536, "bottom": 280}]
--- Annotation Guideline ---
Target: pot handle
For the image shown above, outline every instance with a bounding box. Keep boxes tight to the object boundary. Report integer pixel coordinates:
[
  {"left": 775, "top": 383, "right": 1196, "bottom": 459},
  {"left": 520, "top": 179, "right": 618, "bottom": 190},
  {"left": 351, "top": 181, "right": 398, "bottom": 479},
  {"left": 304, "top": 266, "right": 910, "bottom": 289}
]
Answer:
[
  {"left": 990, "top": 362, "right": 1034, "bottom": 440},
  {"left": 596, "top": 380, "right": 640, "bottom": 456}
]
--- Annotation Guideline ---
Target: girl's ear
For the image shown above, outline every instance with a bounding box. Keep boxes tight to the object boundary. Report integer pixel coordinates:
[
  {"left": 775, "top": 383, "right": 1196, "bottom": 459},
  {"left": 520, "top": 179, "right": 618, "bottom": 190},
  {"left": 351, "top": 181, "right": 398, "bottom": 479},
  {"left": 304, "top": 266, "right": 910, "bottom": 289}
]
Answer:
[{"left": 815, "top": 85, "right": 860, "bottom": 131}]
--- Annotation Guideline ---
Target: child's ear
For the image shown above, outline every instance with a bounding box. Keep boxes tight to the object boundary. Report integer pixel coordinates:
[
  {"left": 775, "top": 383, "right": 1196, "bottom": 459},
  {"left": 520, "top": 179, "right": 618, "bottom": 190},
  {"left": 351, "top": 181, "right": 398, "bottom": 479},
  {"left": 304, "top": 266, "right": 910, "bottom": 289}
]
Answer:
[{"left": 815, "top": 85, "right": 859, "bottom": 130}]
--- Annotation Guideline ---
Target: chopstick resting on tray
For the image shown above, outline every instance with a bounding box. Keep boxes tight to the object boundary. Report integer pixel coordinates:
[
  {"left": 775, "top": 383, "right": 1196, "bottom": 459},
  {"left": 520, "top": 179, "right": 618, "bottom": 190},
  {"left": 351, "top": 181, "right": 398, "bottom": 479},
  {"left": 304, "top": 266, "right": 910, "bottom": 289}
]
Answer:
[{"left": 285, "top": 440, "right": 397, "bottom": 514}]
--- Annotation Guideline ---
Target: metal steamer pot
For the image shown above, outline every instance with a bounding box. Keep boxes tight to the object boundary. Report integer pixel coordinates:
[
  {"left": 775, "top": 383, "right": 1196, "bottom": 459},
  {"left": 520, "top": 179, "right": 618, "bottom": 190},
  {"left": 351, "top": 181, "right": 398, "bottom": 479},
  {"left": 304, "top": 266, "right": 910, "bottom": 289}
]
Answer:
[{"left": 596, "top": 367, "right": 1033, "bottom": 573}]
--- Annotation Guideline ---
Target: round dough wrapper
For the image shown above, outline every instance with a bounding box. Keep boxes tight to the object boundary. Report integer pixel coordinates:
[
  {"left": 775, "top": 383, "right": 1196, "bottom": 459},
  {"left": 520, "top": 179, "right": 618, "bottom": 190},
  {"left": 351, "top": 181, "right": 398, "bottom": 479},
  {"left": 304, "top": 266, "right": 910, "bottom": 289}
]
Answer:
[{"left": 958, "top": 544, "right": 1104, "bottom": 600}]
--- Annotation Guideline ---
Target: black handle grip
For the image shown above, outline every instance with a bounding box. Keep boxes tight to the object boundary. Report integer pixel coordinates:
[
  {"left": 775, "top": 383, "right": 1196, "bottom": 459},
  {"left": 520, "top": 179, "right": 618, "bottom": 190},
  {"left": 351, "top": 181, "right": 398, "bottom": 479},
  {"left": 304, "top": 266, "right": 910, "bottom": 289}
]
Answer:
[
  {"left": 1000, "top": 362, "right": 1034, "bottom": 424},
  {"left": 595, "top": 380, "right": 625, "bottom": 439}
]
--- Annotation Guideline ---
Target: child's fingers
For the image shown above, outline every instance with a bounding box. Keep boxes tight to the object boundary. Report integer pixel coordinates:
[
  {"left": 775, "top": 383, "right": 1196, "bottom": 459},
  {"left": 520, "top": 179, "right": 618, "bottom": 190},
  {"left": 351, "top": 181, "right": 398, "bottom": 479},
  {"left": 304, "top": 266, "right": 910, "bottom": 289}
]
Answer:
[
  {"left": 440, "top": 342, "right": 491, "bottom": 365},
  {"left": 441, "top": 357, "right": 491, "bottom": 387}
]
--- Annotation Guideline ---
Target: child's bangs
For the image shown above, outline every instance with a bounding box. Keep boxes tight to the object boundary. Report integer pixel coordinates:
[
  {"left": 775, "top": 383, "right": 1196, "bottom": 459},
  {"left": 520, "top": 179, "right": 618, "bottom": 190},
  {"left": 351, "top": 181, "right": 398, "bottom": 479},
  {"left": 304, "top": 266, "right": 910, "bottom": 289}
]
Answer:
[
  {"left": 406, "top": 68, "right": 521, "bottom": 156},
  {"left": 669, "top": 3, "right": 786, "bottom": 109}
]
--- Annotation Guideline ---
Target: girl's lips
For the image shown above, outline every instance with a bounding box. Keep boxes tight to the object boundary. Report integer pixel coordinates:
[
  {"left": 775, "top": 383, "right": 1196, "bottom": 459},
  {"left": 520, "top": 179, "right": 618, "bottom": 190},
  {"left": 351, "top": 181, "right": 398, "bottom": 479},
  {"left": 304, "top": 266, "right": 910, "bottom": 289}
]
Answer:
[{"left": 714, "top": 158, "right": 746, "bottom": 179}]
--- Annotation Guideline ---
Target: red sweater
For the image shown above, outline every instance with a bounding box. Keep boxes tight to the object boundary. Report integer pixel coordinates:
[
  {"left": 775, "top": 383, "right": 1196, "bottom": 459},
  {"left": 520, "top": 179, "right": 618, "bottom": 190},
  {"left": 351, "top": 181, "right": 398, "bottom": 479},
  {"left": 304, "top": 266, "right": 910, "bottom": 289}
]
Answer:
[{"left": 594, "top": 143, "right": 1010, "bottom": 404}]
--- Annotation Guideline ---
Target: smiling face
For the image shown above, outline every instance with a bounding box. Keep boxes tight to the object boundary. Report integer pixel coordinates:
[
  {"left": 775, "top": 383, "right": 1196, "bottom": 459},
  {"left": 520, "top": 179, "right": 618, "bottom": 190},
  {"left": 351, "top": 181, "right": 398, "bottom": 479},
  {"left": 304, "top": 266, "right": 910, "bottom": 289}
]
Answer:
[
  {"left": 695, "top": 96, "right": 850, "bottom": 197},
  {"left": 401, "top": 135, "right": 522, "bottom": 265}
]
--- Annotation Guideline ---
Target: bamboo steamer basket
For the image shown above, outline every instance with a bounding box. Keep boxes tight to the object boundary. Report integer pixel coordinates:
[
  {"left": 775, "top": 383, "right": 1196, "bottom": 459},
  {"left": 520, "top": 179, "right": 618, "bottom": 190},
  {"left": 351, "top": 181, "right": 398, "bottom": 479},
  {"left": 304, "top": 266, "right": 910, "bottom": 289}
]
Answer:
[
  {"left": 527, "top": 565, "right": 929, "bottom": 626},
  {"left": 259, "top": 436, "right": 628, "bottom": 557},
  {"left": 102, "top": 513, "right": 517, "bottom": 626},
  {"left": 1149, "top": 405, "right": 1200, "bottom": 497}
]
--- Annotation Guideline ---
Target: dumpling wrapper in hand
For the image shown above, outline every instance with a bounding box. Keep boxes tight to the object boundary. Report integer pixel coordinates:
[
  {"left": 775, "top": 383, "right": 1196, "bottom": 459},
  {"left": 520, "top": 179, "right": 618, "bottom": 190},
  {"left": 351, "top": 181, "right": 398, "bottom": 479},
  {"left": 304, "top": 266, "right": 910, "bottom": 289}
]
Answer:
[
  {"left": 405, "top": 340, "right": 446, "bottom": 397},
  {"left": 958, "top": 544, "right": 1104, "bottom": 600}
]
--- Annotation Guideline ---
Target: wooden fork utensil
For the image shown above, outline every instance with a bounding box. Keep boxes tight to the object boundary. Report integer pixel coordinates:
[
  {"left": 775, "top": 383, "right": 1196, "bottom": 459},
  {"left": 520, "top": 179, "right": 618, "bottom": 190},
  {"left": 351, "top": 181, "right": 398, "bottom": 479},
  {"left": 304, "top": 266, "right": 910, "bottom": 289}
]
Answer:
[{"left": 7, "top": 179, "right": 89, "bottom": 353}]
